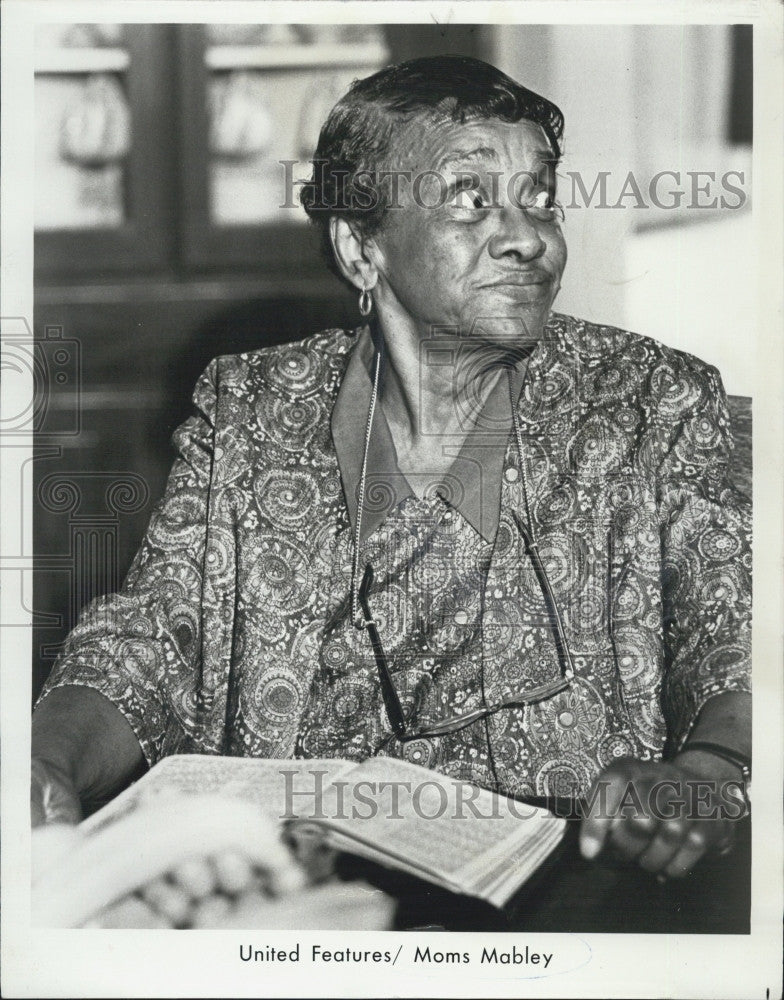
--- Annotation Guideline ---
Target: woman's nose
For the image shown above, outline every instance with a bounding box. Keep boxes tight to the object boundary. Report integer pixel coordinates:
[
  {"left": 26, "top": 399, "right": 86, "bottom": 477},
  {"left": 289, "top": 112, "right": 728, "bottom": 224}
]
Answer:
[{"left": 487, "top": 207, "right": 547, "bottom": 261}]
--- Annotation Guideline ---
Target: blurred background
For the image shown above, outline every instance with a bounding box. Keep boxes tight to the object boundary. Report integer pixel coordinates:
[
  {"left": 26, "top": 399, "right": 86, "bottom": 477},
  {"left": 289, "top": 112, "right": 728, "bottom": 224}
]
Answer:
[{"left": 32, "top": 22, "right": 753, "bottom": 698}]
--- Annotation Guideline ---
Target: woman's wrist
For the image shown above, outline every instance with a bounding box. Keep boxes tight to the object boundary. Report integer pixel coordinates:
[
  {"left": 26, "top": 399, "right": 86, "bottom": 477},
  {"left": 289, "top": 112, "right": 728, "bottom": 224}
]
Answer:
[{"left": 673, "top": 747, "right": 744, "bottom": 784}]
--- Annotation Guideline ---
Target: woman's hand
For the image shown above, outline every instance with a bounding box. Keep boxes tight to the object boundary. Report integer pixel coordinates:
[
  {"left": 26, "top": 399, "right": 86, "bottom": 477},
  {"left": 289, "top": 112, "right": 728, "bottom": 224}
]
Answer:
[{"left": 578, "top": 756, "right": 744, "bottom": 877}]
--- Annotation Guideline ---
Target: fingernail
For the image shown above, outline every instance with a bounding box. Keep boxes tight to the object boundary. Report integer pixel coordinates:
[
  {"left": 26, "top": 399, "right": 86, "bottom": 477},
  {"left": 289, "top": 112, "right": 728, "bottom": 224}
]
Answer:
[{"left": 580, "top": 835, "right": 602, "bottom": 860}]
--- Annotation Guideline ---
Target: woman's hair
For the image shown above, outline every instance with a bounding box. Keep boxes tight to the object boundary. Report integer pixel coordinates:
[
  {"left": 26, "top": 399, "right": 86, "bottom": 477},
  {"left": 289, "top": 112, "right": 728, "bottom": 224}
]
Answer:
[{"left": 299, "top": 54, "right": 565, "bottom": 283}]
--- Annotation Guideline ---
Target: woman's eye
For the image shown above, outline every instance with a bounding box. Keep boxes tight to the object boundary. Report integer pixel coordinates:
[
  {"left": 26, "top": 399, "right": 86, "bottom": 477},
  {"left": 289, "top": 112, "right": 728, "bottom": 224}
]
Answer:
[
  {"left": 532, "top": 190, "right": 553, "bottom": 210},
  {"left": 514, "top": 186, "right": 564, "bottom": 222},
  {"left": 448, "top": 188, "right": 487, "bottom": 211},
  {"left": 525, "top": 188, "right": 564, "bottom": 220}
]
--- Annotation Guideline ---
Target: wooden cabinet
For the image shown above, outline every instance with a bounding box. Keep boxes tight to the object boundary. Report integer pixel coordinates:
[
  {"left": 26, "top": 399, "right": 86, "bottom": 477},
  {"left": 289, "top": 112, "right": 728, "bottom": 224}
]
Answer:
[
  {"left": 35, "top": 23, "right": 490, "bottom": 277},
  {"left": 35, "top": 25, "right": 178, "bottom": 275},
  {"left": 175, "top": 24, "right": 387, "bottom": 272}
]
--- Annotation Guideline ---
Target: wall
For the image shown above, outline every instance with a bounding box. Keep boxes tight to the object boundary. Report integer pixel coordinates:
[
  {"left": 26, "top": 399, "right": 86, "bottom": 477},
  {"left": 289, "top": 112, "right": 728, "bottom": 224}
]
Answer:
[{"left": 493, "top": 24, "right": 754, "bottom": 395}]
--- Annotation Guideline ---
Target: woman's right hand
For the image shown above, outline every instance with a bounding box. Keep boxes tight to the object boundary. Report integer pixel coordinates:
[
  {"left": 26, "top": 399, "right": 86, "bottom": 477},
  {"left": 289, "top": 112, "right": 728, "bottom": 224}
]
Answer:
[{"left": 31, "top": 757, "right": 82, "bottom": 828}]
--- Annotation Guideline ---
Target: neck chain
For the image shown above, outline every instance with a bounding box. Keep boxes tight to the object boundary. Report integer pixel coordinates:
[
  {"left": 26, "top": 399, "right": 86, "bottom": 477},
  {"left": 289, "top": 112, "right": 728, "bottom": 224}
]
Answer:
[
  {"left": 351, "top": 347, "right": 382, "bottom": 628},
  {"left": 350, "top": 351, "right": 534, "bottom": 630}
]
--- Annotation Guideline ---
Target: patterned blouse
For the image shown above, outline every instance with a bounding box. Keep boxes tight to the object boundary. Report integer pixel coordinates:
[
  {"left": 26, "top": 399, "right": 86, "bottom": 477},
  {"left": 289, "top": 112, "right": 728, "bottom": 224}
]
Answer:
[{"left": 40, "top": 312, "right": 752, "bottom": 799}]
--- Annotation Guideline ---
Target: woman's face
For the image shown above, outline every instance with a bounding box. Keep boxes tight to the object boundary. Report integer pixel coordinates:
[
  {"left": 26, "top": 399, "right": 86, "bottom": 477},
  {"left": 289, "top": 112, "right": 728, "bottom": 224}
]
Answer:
[{"left": 368, "top": 116, "right": 567, "bottom": 344}]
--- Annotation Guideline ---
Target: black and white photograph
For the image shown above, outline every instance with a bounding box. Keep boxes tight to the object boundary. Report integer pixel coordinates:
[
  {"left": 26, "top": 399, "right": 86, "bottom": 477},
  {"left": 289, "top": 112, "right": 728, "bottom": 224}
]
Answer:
[{"left": 1, "top": 1, "right": 782, "bottom": 997}]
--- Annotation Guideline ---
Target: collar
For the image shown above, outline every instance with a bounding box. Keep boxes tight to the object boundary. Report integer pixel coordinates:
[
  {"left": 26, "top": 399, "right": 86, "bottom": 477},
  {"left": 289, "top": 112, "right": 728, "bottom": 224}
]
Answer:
[{"left": 331, "top": 325, "right": 535, "bottom": 544}]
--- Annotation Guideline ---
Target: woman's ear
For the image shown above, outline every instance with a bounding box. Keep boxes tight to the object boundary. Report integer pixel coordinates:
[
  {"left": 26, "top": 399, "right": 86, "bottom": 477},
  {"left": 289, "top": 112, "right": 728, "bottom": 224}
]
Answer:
[{"left": 329, "top": 217, "right": 378, "bottom": 292}]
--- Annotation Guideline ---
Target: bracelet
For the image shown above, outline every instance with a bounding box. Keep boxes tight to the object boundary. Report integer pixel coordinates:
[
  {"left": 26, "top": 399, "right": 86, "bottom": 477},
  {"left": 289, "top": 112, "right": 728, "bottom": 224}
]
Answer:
[
  {"left": 678, "top": 742, "right": 751, "bottom": 856},
  {"left": 680, "top": 740, "right": 751, "bottom": 782}
]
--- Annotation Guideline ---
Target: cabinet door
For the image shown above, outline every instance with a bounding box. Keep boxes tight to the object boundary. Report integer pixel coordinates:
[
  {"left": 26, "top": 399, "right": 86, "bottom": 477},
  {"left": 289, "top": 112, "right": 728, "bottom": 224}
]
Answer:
[
  {"left": 34, "top": 24, "right": 177, "bottom": 276},
  {"left": 176, "top": 23, "right": 393, "bottom": 272}
]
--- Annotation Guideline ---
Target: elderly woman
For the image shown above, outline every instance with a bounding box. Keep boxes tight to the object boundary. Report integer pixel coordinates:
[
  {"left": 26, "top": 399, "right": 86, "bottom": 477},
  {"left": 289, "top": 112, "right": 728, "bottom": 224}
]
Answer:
[{"left": 33, "top": 56, "right": 750, "bottom": 898}]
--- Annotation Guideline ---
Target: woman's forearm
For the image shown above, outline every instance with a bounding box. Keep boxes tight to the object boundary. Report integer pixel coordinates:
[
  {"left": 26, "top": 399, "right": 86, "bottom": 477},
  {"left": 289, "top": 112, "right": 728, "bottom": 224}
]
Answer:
[{"left": 674, "top": 690, "right": 751, "bottom": 782}]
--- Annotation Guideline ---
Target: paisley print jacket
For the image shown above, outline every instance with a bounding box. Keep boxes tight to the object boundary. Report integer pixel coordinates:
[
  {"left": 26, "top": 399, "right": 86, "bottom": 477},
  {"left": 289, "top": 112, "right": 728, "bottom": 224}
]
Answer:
[{"left": 40, "top": 313, "right": 751, "bottom": 799}]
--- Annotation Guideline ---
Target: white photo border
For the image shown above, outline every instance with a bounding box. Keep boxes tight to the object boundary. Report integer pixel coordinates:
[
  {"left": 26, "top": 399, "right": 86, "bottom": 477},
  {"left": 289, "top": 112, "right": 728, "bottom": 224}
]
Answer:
[{"left": 2, "top": 2, "right": 782, "bottom": 997}]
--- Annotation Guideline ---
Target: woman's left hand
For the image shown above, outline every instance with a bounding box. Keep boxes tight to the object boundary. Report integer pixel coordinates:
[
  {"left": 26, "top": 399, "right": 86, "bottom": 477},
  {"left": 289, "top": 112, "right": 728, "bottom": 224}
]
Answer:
[{"left": 578, "top": 757, "right": 745, "bottom": 878}]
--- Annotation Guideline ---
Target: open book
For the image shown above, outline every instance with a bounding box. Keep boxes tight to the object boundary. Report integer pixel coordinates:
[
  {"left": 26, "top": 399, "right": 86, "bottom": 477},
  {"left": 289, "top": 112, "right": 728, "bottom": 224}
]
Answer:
[{"left": 77, "top": 754, "right": 566, "bottom": 911}]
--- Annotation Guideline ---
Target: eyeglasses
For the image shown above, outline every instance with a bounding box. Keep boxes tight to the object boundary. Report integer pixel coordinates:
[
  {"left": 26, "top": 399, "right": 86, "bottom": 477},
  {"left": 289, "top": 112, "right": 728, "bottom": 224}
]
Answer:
[{"left": 357, "top": 507, "right": 574, "bottom": 743}]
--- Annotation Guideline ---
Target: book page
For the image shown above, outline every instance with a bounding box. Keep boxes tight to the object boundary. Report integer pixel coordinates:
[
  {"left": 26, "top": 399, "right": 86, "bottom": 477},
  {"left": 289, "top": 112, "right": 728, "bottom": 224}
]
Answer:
[
  {"left": 468, "top": 821, "right": 566, "bottom": 907},
  {"left": 81, "top": 755, "right": 357, "bottom": 836},
  {"left": 307, "top": 755, "right": 565, "bottom": 887}
]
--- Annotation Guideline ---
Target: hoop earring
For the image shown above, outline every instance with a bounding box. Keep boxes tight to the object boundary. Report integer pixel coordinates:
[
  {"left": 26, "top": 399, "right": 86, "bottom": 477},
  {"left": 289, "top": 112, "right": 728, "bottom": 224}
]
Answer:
[{"left": 358, "top": 287, "right": 373, "bottom": 317}]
